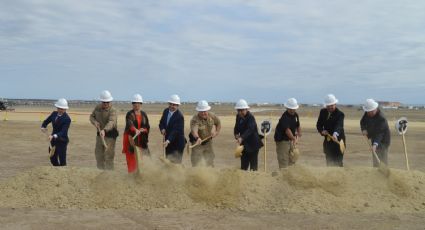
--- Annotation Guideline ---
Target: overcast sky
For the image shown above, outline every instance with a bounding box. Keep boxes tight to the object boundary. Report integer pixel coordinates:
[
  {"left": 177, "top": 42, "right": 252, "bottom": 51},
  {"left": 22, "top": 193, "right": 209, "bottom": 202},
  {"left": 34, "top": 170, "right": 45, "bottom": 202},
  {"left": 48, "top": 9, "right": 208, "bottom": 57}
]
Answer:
[{"left": 1, "top": 0, "right": 424, "bottom": 104}]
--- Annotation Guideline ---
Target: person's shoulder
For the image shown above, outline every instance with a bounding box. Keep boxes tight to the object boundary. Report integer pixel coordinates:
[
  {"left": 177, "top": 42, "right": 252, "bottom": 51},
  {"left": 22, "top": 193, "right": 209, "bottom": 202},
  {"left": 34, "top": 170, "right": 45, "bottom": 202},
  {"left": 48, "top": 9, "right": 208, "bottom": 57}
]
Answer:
[
  {"left": 191, "top": 114, "right": 199, "bottom": 121},
  {"left": 335, "top": 108, "right": 345, "bottom": 116}
]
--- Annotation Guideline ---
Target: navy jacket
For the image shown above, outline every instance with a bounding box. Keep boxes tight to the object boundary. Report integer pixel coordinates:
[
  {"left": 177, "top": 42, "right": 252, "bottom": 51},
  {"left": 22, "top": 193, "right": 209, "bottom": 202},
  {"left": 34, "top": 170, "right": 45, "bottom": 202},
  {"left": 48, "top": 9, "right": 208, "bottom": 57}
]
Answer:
[
  {"left": 159, "top": 108, "right": 186, "bottom": 152},
  {"left": 234, "top": 111, "right": 263, "bottom": 153},
  {"left": 360, "top": 109, "right": 391, "bottom": 148},
  {"left": 41, "top": 111, "right": 71, "bottom": 143},
  {"left": 316, "top": 108, "right": 345, "bottom": 142}
]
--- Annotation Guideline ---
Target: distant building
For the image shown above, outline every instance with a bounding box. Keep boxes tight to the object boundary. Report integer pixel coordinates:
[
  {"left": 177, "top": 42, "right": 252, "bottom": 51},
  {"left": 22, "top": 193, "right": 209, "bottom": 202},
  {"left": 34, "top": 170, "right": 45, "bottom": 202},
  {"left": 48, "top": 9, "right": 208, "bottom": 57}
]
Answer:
[{"left": 378, "top": 101, "right": 401, "bottom": 109}]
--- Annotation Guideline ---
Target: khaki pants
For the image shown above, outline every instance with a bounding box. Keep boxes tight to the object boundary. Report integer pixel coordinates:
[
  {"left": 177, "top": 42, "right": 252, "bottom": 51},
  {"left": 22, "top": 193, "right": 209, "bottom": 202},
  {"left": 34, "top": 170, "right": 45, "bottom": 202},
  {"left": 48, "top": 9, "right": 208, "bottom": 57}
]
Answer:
[
  {"left": 191, "top": 142, "right": 215, "bottom": 167},
  {"left": 95, "top": 136, "right": 116, "bottom": 170},
  {"left": 276, "top": 140, "right": 293, "bottom": 169}
]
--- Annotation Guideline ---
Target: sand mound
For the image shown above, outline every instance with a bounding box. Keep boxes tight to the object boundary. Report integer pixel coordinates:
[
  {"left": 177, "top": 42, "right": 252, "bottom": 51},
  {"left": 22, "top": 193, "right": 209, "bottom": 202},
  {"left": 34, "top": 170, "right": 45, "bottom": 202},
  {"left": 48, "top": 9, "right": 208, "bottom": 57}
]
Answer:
[{"left": 1, "top": 161, "right": 425, "bottom": 214}]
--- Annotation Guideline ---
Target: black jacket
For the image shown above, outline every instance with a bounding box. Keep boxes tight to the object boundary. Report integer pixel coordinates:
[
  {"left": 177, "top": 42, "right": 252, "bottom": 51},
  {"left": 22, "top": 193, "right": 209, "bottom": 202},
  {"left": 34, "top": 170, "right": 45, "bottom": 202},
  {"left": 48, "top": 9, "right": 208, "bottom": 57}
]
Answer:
[
  {"left": 159, "top": 108, "right": 186, "bottom": 152},
  {"left": 316, "top": 108, "right": 345, "bottom": 142},
  {"left": 124, "top": 110, "right": 150, "bottom": 148},
  {"left": 234, "top": 111, "right": 263, "bottom": 152},
  {"left": 41, "top": 111, "right": 71, "bottom": 143},
  {"left": 360, "top": 109, "right": 391, "bottom": 147},
  {"left": 274, "top": 111, "right": 300, "bottom": 142}
]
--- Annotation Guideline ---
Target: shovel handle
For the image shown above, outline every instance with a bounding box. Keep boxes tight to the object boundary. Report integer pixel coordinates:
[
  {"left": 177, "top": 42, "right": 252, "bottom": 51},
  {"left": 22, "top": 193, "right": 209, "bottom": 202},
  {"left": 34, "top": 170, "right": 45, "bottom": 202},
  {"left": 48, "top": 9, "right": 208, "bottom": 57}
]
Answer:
[{"left": 189, "top": 135, "right": 213, "bottom": 149}]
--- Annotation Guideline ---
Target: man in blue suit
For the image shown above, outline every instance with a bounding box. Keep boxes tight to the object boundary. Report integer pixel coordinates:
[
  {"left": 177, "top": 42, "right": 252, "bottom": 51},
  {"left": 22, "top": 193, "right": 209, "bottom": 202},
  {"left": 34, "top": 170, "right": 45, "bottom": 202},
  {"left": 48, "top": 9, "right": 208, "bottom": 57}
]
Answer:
[
  {"left": 159, "top": 94, "right": 186, "bottom": 163},
  {"left": 41, "top": 98, "right": 71, "bottom": 166}
]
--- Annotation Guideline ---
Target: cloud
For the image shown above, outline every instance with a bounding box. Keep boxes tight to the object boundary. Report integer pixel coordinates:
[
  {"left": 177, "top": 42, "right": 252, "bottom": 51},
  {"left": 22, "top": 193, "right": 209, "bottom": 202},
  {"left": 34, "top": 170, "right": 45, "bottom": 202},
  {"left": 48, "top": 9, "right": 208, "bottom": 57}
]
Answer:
[{"left": 0, "top": 0, "right": 424, "bottom": 103}]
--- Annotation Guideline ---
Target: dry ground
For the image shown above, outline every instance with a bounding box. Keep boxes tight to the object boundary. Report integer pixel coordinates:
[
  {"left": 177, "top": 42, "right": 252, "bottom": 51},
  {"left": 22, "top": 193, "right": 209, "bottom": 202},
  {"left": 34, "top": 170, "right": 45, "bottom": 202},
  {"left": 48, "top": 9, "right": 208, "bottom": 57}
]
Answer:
[{"left": 0, "top": 105, "right": 424, "bottom": 229}]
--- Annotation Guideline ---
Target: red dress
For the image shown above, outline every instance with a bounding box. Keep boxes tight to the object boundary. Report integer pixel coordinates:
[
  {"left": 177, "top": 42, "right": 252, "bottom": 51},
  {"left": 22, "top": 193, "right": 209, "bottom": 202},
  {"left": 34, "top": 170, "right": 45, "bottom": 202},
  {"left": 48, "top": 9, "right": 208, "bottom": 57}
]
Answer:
[{"left": 122, "top": 114, "right": 143, "bottom": 173}]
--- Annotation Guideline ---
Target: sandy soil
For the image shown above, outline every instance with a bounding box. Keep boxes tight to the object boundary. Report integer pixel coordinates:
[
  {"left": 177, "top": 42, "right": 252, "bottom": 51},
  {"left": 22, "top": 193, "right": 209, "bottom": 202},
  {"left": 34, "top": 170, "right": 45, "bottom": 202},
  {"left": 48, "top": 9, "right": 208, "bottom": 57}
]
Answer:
[{"left": 0, "top": 106, "right": 424, "bottom": 229}]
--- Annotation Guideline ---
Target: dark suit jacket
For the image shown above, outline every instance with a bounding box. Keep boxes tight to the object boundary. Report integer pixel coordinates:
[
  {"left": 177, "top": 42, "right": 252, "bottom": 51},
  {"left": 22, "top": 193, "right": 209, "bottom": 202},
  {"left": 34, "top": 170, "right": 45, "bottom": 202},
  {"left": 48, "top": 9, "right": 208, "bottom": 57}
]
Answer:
[
  {"left": 360, "top": 109, "right": 391, "bottom": 148},
  {"left": 316, "top": 108, "right": 346, "bottom": 142},
  {"left": 234, "top": 111, "right": 262, "bottom": 153},
  {"left": 159, "top": 108, "right": 186, "bottom": 152},
  {"left": 41, "top": 111, "right": 71, "bottom": 143}
]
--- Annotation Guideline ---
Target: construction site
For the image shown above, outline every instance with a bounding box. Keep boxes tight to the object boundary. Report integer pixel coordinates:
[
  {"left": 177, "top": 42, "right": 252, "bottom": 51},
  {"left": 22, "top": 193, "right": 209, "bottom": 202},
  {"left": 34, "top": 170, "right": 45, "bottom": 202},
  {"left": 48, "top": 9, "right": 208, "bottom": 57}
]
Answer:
[{"left": 0, "top": 103, "right": 424, "bottom": 229}]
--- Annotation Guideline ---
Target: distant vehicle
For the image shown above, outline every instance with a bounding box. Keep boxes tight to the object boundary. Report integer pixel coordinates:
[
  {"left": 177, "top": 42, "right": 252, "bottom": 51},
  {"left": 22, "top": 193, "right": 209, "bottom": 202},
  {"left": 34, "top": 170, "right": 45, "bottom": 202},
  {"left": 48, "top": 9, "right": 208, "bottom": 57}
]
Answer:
[
  {"left": 0, "top": 100, "right": 14, "bottom": 111},
  {"left": 0, "top": 101, "right": 6, "bottom": 110}
]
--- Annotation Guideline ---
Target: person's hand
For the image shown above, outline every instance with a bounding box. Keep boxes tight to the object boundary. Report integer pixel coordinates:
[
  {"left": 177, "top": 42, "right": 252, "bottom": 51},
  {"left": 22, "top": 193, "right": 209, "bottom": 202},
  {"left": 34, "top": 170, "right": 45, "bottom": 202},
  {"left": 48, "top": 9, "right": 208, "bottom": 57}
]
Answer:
[
  {"left": 292, "top": 137, "right": 298, "bottom": 146},
  {"left": 211, "top": 130, "right": 218, "bottom": 138},
  {"left": 100, "top": 129, "right": 105, "bottom": 137},
  {"left": 41, "top": 127, "right": 48, "bottom": 133},
  {"left": 163, "top": 140, "right": 170, "bottom": 148},
  {"left": 134, "top": 129, "right": 141, "bottom": 137},
  {"left": 161, "top": 129, "right": 166, "bottom": 135},
  {"left": 94, "top": 121, "right": 100, "bottom": 129},
  {"left": 332, "top": 134, "right": 338, "bottom": 142},
  {"left": 195, "top": 138, "right": 202, "bottom": 145},
  {"left": 140, "top": 128, "right": 147, "bottom": 133},
  {"left": 372, "top": 144, "right": 377, "bottom": 153},
  {"left": 48, "top": 135, "right": 54, "bottom": 141},
  {"left": 321, "top": 130, "right": 329, "bottom": 136},
  {"left": 237, "top": 137, "right": 243, "bottom": 145},
  {"left": 362, "top": 130, "right": 368, "bottom": 136}
]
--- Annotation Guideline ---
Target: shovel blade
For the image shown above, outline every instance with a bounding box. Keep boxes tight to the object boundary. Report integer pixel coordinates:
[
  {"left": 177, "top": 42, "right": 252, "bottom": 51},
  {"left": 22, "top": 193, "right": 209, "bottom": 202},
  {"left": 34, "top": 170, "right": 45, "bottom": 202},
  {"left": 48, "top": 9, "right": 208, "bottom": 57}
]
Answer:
[
  {"left": 339, "top": 139, "right": 346, "bottom": 154},
  {"left": 49, "top": 146, "right": 56, "bottom": 157}
]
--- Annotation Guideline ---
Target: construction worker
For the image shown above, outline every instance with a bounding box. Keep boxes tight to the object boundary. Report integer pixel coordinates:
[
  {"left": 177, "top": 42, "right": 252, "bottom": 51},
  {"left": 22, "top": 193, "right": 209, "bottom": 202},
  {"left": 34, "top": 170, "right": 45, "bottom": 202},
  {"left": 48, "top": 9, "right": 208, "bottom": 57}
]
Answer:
[
  {"left": 159, "top": 94, "right": 186, "bottom": 163},
  {"left": 274, "top": 98, "right": 302, "bottom": 168},
  {"left": 234, "top": 99, "right": 262, "bottom": 171},
  {"left": 122, "top": 94, "right": 150, "bottom": 173},
  {"left": 41, "top": 98, "right": 71, "bottom": 166},
  {"left": 89, "top": 90, "right": 119, "bottom": 170},
  {"left": 316, "top": 94, "right": 346, "bottom": 167},
  {"left": 360, "top": 99, "right": 391, "bottom": 167},
  {"left": 189, "top": 100, "right": 221, "bottom": 167}
]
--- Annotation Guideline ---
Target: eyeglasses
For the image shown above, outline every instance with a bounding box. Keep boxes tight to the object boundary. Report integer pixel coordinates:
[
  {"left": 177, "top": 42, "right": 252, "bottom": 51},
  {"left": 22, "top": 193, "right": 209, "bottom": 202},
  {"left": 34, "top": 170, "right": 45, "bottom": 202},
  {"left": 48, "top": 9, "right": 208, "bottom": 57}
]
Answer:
[
  {"left": 102, "top": 102, "right": 110, "bottom": 104},
  {"left": 132, "top": 102, "right": 142, "bottom": 105}
]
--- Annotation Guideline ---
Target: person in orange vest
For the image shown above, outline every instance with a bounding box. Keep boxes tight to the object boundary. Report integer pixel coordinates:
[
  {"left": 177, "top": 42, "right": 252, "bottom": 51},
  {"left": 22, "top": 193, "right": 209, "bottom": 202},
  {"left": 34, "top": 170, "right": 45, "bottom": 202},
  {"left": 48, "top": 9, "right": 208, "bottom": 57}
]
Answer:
[{"left": 122, "top": 94, "right": 150, "bottom": 173}]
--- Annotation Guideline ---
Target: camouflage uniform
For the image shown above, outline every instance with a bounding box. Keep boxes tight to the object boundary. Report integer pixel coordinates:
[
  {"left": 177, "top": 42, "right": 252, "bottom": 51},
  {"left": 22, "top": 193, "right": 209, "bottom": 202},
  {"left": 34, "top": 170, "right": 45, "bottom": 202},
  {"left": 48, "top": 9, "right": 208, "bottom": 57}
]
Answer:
[
  {"left": 89, "top": 104, "right": 118, "bottom": 170},
  {"left": 190, "top": 112, "right": 220, "bottom": 167}
]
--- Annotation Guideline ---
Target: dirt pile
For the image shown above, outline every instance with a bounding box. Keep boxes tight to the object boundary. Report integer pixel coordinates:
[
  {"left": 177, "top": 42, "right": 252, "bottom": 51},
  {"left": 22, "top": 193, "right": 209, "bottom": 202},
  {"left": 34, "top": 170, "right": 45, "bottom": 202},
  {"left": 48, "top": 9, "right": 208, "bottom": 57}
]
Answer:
[{"left": 0, "top": 161, "right": 424, "bottom": 214}]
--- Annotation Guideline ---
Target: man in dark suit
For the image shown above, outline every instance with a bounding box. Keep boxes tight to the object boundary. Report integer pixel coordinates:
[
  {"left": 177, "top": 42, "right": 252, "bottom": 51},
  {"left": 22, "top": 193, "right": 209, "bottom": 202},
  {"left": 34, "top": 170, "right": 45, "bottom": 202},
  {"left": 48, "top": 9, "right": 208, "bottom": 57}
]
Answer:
[
  {"left": 41, "top": 98, "right": 71, "bottom": 166},
  {"left": 159, "top": 94, "right": 186, "bottom": 163},
  {"left": 316, "top": 94, "right": 345, "bottom": 167},
  {"left": 360, "top": 99, "right": 391, "bottom": 167}
]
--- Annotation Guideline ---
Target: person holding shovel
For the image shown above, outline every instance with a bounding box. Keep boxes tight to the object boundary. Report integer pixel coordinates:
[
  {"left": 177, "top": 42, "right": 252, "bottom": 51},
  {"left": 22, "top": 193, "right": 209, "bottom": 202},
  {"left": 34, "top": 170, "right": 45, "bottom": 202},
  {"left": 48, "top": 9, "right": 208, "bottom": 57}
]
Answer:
[
  {"left": 316, "top": 94, "right": 346, "bottom": 167},
  {"left": 159, "top": 94, "right": 186, "bottom": 164},
  {"left": 122, "top": 94, "right": 150, "bottom": 173},
  {"left": 189, "top": 100, "right": 221, "bottom": 167},
  {"left": 274, "top": 98, "right": 302, "bottom": 169},
  {"left": 89, "top": 90, "right": 119, "bottom": 170},
  {"left": 234, "top": 99, "right": 263, "bottom": 171},
  {"left": 360, "top": 99, "right": 391, "bottom": 167},
  {"left": 41, "top": 98, "right": 71, "bottom": 166}
]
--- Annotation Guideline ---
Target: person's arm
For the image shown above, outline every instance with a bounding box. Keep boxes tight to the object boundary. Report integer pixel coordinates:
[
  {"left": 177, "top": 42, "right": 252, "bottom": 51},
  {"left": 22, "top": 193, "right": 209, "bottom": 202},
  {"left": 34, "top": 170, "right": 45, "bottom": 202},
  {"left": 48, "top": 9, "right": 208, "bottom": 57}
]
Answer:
[
  {"left": 333, "top": 111, "right": 344, "bottom": 138},
  {"left": 212, "top": 114, "right": 221, "bottom": 137},
  {"left": 372, "top": 117, "right": 389, "bottom": 147},
  {"left": 142, "top": 111, "right": 150, "bottom": 134},
  {"left": 41, "top": 112, "right": 54, "bottom": 129},
  {"left": 158, "top": 110, "right": 166, "bottom": 134},
  {"left": 240, "top": 115, "right": 256, "bottom": 142},
  {"left": 360, "top": 113, "right": 368, "bottom": 136},
  {"left": 316, "top": 110, "right": 324, "bottom": 134},
  {"left": 89, "top": 107, "right": 99, "bottom": 128}
]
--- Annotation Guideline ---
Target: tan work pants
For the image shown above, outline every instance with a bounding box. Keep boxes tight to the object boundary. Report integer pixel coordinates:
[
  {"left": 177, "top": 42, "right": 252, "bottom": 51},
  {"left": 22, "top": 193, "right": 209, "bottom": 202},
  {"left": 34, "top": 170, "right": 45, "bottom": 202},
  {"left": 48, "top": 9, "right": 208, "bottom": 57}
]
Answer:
[
  {"left": 191, "top": 142, "right": 215, "bottom": 167},
  {"left": 95, "top": 136, "right": 116, "bottom": 170}
]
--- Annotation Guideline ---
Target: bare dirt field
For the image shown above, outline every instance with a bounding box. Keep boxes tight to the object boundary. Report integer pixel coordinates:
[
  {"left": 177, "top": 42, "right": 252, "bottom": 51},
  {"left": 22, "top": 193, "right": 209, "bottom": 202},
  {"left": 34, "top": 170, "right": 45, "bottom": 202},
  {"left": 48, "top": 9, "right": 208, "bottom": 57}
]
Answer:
[{"left": 0, "top": 104, "right": 424, "bottom": 229}]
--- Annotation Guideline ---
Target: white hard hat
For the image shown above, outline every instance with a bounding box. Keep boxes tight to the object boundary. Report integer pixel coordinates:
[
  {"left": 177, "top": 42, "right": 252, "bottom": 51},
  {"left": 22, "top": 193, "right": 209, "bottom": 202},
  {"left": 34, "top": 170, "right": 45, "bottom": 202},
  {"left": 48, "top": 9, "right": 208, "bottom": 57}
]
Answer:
[
  {"left": 235, "top": 99, "right": 250, "bottom": 109},
  {"left": 131, "top": 94, "right": 143, "bottom": 103},
  {"left": 196, "top": 100, "right": 211, "bottom": 112},
  {"left": 324, "top": 94, "right": 338, "bottom": 106},
  {"left": 99, "top": 90, "right": 113, "bottom": 102},
  {"left": 54, "top": 98, "right": 69, "bottom": 109},
  {"left": 363, "top": 99, "right": 378, "bottom": 112},
  {"left": 167, "top": 94, "right": 181, "bottom": 105},
  {"left": 284, "top": 98, "right": 299, "bottom": 110}
]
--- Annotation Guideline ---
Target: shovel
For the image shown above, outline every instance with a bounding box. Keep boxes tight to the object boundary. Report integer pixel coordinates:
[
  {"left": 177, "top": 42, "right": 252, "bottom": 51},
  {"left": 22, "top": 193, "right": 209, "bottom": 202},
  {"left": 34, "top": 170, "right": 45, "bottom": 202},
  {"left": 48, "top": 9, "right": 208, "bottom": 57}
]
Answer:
[
  {"left": 188, "top": 135, "right": 212, "bottom": 150},
  {"left": 363, "top": 136, "right": 390, "bottom": 177},
  {"left": 96, "top": 126, "right": 108, "bottom": 150},
  {"left": 326, "top": 134, "right": 345, "bottom": 154},
  {"left": 42, "top": 130, "right": 56, "bottom": 157}
]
